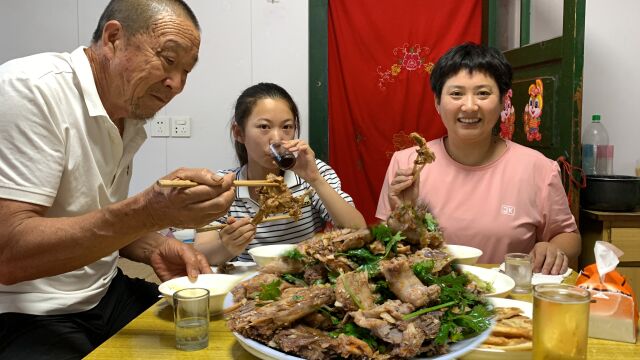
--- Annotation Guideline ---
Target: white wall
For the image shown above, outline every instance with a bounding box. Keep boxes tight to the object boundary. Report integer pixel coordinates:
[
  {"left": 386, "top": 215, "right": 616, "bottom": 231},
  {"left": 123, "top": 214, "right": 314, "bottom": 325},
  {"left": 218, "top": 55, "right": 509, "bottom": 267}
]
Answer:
[
  {"left": 3, "top": 0, "right": 639, "bottom": 182},
  {"left": 0, "top": 0, "right": 309, "bottom": 196},
  {"left": 582, "top": 0, "right": 640, "bottom": 175}
]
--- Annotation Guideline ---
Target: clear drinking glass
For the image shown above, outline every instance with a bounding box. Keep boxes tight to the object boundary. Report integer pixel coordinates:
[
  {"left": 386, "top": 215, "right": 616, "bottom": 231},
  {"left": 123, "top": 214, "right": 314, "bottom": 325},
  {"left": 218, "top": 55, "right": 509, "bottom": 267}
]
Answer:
[
  {"left": 173, "top": 288, "right": 209, "bottom": 351},
  {"left": 635, "top": 158, "right": 640, "bottom": 177},
  {"left": 505, "top": 253, "right": 533, "bottom": 294},
  {"left": 533, "top": 284, "right": 590, "bottom": 360},
  {"left": 269, "top": 141, "right": 296, "bottom": 170}
]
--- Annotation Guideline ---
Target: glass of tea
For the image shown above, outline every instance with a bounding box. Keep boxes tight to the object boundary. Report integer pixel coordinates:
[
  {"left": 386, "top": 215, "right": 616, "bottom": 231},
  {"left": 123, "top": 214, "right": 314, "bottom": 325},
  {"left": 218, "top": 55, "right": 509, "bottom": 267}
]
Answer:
[
  {"left": 269, "top": 141, "right": 296, "bottom": 170},
  {"left": 532, "top": 284, "right": 590, "bottom": 360}
]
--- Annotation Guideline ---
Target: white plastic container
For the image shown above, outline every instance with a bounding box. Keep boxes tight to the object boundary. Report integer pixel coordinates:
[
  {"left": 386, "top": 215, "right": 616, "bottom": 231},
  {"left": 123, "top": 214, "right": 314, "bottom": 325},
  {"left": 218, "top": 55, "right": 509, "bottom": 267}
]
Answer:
[{"left": 582, "top": 114, "right": 613, "bottom": 175}]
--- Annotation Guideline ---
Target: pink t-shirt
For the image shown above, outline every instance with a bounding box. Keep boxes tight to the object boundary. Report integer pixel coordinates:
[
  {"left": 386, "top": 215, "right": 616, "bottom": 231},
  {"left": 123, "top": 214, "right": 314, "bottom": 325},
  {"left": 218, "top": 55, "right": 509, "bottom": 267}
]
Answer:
[{"left": 376, "top": 138, "right": 577, "bottom": 264}]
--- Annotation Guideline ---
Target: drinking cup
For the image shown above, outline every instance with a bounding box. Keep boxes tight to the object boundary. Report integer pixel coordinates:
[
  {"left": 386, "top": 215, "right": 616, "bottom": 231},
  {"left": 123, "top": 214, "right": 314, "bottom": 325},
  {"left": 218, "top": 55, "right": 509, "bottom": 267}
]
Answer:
[
  {"left": 173, "top": 288, "right": 209, "bottom": 351},
  {"left": 533, "top": 284, "right": 590, "bottom": 360},
  {"left": 269, "top": 141, "right": 296, "bottom": 170},
  {"left": 505, "top": 253, "right": 533, "bottom": 294}
]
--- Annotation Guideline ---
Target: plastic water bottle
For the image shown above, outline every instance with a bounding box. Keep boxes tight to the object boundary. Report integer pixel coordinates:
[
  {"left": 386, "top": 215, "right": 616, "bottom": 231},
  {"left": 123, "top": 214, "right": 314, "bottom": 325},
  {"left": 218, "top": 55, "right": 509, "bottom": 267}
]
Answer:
[{"left": 582, "top": 114, "right": 613, "bottom": 175}]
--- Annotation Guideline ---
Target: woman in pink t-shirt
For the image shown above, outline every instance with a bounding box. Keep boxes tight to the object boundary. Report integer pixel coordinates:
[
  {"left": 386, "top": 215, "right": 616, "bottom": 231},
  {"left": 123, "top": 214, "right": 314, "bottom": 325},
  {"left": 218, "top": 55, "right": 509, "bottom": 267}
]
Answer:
[{"left": 376, "top": 43, "right": 580, "bottom": 275}]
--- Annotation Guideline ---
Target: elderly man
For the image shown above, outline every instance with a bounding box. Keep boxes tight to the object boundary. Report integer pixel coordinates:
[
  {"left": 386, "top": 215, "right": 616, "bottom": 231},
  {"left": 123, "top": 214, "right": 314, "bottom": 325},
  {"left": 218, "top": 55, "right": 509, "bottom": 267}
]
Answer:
[{"left": 0, "top": 0, "right": 234, "bottom": 358}]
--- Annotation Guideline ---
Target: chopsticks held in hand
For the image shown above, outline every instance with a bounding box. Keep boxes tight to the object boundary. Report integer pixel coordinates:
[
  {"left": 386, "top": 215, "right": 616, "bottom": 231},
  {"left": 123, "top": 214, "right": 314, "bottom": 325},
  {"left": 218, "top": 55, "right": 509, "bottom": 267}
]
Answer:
[
  {"left": 157, "top": 179, "right": 278, "bottom": 188},
  {"left": 195, "top": 215, "right": 292, "bottom": 233}
]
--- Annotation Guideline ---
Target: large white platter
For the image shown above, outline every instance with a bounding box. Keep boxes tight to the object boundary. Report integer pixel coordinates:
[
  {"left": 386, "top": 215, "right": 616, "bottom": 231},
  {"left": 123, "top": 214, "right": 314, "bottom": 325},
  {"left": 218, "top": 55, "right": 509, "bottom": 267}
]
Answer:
[{"left": 223, "top": 291, "right": 494, "bottom": 360}]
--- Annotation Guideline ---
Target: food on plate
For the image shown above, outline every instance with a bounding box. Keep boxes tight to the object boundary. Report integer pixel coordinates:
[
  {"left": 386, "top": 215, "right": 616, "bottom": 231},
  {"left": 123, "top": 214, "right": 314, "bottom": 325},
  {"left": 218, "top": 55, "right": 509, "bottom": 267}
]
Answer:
[
  {"left": 252, "top": 173, "right": 313, "bottom": 225},
  {"left": 410, "top": 132, "right": 436, "bottom": 176},
  {"left": 216, "top": 262, "right": 236, "bottom": 274},
  {"left": 225, "top": 205, "right": 493, "bottom": 359},
  {"left": 481, "top": 306, "right": 532, "bottom": 349},
  {"left": 464, "top": 271, "right": 495, "bottom": 294}
]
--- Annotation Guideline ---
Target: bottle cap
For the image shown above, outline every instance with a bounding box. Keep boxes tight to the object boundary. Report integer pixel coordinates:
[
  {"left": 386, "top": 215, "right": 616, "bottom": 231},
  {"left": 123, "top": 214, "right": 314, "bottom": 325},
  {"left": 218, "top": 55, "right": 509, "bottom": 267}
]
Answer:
[{"left": 592, "top": 114, "right": 601, "bottom": 122}]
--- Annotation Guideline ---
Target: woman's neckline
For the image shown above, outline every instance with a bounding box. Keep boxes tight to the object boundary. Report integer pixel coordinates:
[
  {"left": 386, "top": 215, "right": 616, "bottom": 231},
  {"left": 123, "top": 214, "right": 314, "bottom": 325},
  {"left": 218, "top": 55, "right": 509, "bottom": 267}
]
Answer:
[{"left": 443, "top": 136, "right": 507, "bottom": 167}]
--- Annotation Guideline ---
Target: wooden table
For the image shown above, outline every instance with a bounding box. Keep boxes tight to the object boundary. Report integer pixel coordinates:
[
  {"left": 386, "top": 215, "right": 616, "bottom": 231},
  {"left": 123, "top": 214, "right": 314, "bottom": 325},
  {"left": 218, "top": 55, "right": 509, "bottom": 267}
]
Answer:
[{"left": 86, "top": 265, "right": 639, "bottom": 359}]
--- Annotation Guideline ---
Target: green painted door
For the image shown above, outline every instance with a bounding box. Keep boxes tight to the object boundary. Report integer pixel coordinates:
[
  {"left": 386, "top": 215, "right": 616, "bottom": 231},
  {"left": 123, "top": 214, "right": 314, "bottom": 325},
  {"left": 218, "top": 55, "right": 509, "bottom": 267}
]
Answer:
[{"left": 483, "top": 0, "right": 585, "bottom": 217}]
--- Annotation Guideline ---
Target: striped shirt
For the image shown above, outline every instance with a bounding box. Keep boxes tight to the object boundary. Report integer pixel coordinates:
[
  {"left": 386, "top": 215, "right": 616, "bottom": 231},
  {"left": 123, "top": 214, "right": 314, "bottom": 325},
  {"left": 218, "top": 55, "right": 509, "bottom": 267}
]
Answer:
[{"left": 216, "top": 159, "right": 355, "bottom": 262}]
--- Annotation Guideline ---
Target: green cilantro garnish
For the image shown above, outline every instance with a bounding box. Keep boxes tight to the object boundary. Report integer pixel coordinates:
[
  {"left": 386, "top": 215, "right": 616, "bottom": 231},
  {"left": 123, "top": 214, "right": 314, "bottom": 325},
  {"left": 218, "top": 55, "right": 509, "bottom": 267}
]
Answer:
[{"left": 257, "top": 279, "right": 281, "bottom": 301}]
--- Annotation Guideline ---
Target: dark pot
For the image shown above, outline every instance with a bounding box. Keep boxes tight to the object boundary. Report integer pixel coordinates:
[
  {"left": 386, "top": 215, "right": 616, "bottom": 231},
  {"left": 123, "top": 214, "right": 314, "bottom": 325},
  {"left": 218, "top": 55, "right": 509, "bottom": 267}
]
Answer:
[{"left": 581, "top": 175, "right": 640, "bottom": 212}]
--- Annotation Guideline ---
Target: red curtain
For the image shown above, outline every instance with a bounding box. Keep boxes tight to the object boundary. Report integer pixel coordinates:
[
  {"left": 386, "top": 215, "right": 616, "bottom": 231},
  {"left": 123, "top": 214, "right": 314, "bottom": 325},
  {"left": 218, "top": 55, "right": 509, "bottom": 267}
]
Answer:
[{"left": 328, "top": 0, "right": 482, "bottom": 224}]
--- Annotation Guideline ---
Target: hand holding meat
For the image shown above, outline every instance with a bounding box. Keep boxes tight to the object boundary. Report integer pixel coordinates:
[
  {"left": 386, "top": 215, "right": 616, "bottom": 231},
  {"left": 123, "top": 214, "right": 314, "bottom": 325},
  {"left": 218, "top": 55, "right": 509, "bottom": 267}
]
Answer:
[
  {"left": 143, "top": 169, "right": 235, "bottom": 229},
  {"left": 149, "top": 237, "right": 213, "bottom": 282},
  {"left": 388, "top": 167, "right": 419, "bottom": 210}
]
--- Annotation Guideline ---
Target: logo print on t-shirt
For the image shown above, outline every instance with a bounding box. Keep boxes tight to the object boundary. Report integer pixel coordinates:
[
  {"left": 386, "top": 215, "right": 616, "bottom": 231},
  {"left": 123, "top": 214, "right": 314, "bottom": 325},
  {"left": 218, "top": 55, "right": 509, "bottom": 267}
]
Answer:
[{"left": 501, "top": 205, "right": 515, "bottom": 216}]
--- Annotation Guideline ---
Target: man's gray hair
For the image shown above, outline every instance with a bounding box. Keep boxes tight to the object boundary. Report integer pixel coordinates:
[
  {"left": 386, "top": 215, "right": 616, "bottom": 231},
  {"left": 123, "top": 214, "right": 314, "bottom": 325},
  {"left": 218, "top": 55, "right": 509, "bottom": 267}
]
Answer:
[{"left": 91, "top": 0, "right": 199, "bottom": 44}]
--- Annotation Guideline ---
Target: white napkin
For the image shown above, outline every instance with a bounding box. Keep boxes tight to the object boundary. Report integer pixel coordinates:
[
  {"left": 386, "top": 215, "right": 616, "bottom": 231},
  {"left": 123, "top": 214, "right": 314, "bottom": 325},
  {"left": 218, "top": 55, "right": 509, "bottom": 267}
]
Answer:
[{"left": 498, "top": 263, "right": 572, "bottom": 285}]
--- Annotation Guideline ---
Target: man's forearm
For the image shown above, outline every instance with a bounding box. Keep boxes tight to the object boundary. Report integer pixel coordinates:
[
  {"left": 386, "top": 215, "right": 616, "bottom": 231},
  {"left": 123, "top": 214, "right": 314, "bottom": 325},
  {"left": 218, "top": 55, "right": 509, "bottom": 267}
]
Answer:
[
  {"left": 120, "top": 231, "right": 170, "bottom": 265},
  {"left": 0, "top": 193, "right": 160, "bottom": 285}
]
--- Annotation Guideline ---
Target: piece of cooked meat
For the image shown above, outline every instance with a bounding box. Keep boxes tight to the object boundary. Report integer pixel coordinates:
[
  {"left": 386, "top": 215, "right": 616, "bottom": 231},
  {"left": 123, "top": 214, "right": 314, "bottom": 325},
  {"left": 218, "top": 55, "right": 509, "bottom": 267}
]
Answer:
[
  {"left": 380, "top": 257, "right": 441, "bottom": 307},
  {"left": 408, "top": 247, "right": 454, "bottom": 273},
  {"left": 386, "top": 204, "right": 443, "bottom": 249},
  {"left": 252, "top": 174, "right": 314, "bottom": 224},
  {"left": 271, "top": 325, "right": 374, "bottom": 360},
  {"left": 409, "top": 132, "right": 436, "bottom": 178},
  {"left": 303, "top": 263, "right": 328, "bottom": 285},
  {"left": 231, "top": 273, "right": 294, "bottom": 302},
  {"left": 334, "top": 271, "right": 375, "bottom": 311},
  {"left": 296, "top": 229, "right": 372, "bottom": 273},
  {"left": 349, "top": 300, "right": 415, "bottom": 344},
  {"left": 216, "top": 262, "right": 236, "bottom": 274},
  {"left": 260, "top": 256, "right": 306, "bottom": 275},
  {"left": 349, "top": 300, "right": 443, "bottom": 358},
  {"left": 227, "top": 285, "right": 335, "bottom": 340}
]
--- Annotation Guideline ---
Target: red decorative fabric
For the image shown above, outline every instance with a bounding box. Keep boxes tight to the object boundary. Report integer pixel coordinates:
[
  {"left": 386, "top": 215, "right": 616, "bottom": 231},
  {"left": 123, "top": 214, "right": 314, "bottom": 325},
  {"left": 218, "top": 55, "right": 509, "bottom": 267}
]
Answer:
[{"left": 328, "top": 0, "right": 482, "bottom": 223}]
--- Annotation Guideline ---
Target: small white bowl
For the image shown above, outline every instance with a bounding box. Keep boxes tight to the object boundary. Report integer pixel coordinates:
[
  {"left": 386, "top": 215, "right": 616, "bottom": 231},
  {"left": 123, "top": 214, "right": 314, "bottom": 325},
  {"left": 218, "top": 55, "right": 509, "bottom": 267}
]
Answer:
[
  {"left": 158, "top": 273, "right": 243, "bottom": 315},
  {"left": 171, "top": 228, "right": 195, "bottom": 244},
  {"left": 445, "top": 244, "right": 483, "bottom": 265},
  {"left": 248, "top": 244, "right": 297, "bottom": 267},
  {"left": 457, "top": 264, "right": 515, "bottom": 298}
]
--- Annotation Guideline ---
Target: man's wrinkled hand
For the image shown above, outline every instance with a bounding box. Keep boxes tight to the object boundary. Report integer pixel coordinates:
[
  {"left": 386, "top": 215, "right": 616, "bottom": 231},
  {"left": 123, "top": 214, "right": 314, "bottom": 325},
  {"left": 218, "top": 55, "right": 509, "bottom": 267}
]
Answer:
[
  {"left": 143, "top": 168, "right": 235, "bottom": 229},
  {"left": 149, "top": 238, "right": 213, "bottom": 282}
]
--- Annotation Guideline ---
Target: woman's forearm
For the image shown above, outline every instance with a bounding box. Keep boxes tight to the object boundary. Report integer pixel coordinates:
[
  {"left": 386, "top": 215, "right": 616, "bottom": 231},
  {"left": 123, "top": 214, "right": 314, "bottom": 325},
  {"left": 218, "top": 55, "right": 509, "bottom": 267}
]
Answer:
[{"left": 307, "top": 177, "right": 367, "bottom": 229}]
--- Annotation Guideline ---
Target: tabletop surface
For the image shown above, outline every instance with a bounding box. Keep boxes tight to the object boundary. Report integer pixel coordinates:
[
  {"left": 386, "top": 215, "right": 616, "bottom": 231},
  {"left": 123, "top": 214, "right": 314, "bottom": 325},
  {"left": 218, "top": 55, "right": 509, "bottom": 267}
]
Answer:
[{"left": 85, "top": 265, "right": 639, "bottom": 360}]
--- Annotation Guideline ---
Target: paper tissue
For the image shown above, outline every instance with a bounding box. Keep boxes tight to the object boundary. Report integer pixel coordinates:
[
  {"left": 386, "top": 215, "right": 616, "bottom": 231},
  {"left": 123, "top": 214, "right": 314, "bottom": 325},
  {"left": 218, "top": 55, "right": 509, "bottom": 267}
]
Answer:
[{"left": 575, "top": 241, "right": 638, "bottom": 343}]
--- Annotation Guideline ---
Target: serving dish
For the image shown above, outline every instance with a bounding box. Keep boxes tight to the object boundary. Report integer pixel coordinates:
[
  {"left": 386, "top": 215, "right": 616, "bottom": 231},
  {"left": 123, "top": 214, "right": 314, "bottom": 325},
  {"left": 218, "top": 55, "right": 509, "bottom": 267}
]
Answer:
[{"left": 223, "top": 291, "right": 494, "bottom": 360}]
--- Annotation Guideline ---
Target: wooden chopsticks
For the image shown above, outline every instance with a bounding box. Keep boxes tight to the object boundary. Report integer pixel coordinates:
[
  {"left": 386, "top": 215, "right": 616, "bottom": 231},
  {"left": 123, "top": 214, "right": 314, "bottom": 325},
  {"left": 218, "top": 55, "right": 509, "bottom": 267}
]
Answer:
[
  {"left": 195, "top": 215, "right": 292, "bottom": 233},
  {"left": 157, "top": 179, "right": 278, "bottom": 188}
]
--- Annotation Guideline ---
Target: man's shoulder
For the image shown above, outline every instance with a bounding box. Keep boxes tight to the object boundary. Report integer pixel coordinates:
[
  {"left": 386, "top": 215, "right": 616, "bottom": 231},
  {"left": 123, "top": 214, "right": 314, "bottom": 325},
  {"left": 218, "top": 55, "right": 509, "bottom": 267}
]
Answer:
[{"left": 0, "top": 51, "right": 74, "bottom": 82}]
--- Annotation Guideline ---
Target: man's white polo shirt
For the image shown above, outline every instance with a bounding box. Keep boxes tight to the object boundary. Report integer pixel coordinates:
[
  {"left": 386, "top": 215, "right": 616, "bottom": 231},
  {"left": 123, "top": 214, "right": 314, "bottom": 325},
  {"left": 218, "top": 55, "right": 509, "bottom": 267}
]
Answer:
[{"left": 0, "top": 47, "right": 147, "bottom": 315}]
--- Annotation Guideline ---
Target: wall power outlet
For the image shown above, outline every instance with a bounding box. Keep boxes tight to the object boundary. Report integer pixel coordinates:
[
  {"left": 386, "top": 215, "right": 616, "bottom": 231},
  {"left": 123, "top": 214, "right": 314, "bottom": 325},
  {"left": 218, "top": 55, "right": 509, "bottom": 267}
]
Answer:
[
  {"left": 171, "top": 116, "right": 191, "bottom": 137},
  {"left": 150, "top": 116, "right": 170, "bottom": 137}
]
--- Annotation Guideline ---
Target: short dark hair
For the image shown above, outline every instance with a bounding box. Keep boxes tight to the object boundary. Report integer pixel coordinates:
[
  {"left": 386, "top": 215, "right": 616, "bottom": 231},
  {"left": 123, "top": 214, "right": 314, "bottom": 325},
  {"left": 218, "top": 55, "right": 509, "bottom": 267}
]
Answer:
[
  {"left": 91, "top": 0, "right": 200, "bottom": 44},
  {"left": 232, "top": 83, "right": 300, "bottom": 166},
  {"left": 430, "top": 42, "right": 512, "bottom": 103}
]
